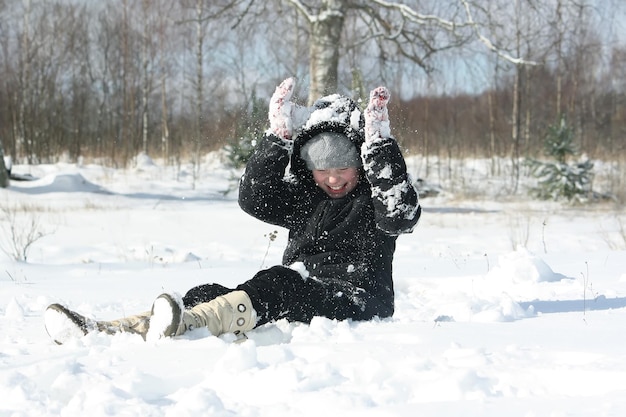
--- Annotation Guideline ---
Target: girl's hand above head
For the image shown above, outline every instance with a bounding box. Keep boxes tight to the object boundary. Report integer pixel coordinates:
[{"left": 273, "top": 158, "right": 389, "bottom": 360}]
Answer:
[
  {"left": 269, "top": 77, "right": 296, "bottom": 140},
  {"left": 364, "top": 86, "right": 391, "bottom": 143}
]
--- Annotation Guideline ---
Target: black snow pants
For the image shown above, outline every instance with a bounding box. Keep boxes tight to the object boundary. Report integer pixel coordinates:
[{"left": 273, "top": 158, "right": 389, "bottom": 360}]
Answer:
[{"left": 182, "top": 265, "right": 393, "bottom": 327}]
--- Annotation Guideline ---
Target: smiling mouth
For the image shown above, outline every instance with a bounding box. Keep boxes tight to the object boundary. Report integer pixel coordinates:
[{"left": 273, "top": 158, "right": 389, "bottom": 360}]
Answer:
[{"left": 327, "top": 184, "right": 349, "bottom": 193}]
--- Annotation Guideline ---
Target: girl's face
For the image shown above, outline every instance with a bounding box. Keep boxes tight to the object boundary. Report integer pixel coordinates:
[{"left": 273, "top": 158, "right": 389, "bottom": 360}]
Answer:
[{"left": 312, "top": 167, "right": 360, "bottom": 198}]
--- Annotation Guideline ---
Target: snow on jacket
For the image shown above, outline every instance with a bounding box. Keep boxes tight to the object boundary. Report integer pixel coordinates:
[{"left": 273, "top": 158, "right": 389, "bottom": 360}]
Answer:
[{"left": 238, "top": 93, "right": 421, "bottom": 316}]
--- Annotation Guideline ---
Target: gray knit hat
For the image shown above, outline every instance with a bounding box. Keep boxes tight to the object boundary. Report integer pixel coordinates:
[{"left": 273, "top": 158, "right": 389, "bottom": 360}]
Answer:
[{"left": 300, "top": 132, "right": 361, "bottom": 170}]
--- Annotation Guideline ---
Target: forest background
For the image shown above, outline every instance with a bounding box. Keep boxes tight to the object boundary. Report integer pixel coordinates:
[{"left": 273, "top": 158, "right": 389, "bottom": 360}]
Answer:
[{"left": 1, "top": 0, "right": 625, "bottom": 199}]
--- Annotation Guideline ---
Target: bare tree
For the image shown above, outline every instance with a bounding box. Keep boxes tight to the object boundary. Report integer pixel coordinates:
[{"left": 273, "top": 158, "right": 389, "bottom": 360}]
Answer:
[
  {"left": 16, "top": 0, "right": 33, "bottom": 161},
  {"left": 154, "top": 0, "right": 176, "bottom": 161},
  {"left": 509, "top": 0, "right": 524, "bottom": 193},
  {"left": 273, "top": 0, "right": 537, "bottom": 103},
  {"left": 194, "top": 0, "right": 536, "bottom": 104},
  {"left": 189, "top": 0, "right": 206, "bottom": 187},
  {"left": 84, "top": 3, "right": 114, "bottom": 162},
  {"left": 140, "top": 0, "right": 152, "bottom": 156},
  {"left": 554, "top": 0, "right": 565, "bottom": 116}
]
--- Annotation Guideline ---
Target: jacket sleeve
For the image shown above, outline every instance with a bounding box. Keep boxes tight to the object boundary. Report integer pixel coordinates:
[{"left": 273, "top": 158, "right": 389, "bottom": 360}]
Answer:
[
  {"left": 361, "top": 137, "right": 421, "bottom": 235},
  {"left": 238, "top": 133, "right": 303, "bottom": 228}
]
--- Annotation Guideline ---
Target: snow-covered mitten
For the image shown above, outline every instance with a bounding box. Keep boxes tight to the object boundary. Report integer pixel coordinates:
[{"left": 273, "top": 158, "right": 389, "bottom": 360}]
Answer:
[
  {"left": 364, "top": 86, "right": 391, "bottom": 142},
  {"left": 268, "top": 77, "right": 310, "bottom": 140},
  {"left": 269, "top": 77, "right": 296, "bottom": 140}
]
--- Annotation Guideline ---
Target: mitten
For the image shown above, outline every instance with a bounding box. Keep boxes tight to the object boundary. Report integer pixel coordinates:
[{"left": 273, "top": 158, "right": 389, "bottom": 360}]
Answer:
[
  {"left": 268, "top": 77, "right": 311, "bottom": 140},
  {"left": 364, "top": 86, "right": 391, "bottom": 142},
  {"left": 268, "top": 77, "right": 295, "bottom": 139}
]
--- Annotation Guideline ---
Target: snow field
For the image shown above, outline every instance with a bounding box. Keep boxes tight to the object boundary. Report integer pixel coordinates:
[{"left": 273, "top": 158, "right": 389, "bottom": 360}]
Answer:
[{"left": 1, "top": 155, "right": 626, "bottom": 416}]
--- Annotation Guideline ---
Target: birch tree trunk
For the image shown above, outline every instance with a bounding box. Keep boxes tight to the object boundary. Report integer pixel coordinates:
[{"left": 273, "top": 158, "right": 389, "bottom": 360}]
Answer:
[
  {"left": 192, "top": 0, "right": 204, "bottom": 189},
  {"left": 307, "top": 0, "right": 345, "bottom": 104},
  {"left": 555, "top": 0, "right": 564, "bottom": 116},
  {"left": 120, "top": 0, "right": 132, "bottom": 164},
  {"left": 488, "top": 83, "right": 497, "bottom": 174},
  {"left": 509, "top": 0, "right": 523, "bottom": 194},
  {"left": 511, "top": 65, "right": 521, "bottom": 193},
  {"left": 141, "top": 0, "right": 150, "bottom": 156},
  {"left": 156, "top": 0, "right": 170, "bottom": 161},
  {"left": 17, "top": 0, "right": 32, "bottom": 161}
]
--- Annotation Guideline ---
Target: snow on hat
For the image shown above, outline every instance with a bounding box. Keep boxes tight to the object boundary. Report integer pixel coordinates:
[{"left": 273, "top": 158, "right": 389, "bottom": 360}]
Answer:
[{"left": 300, "top": 132, "right": 362, "bottom": 170}]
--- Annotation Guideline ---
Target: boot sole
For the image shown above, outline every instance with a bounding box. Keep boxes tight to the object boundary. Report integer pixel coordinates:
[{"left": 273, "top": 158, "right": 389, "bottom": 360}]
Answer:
[
  {"left": 44, "top": 303, "right": 90, "bottom": 345},
  {"left": 146, "top": 294, "right": 181, "bottom": 341}
]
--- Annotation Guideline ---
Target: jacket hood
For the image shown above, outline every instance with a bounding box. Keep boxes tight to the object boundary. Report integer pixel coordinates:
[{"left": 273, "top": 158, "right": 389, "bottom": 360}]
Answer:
[{"left": 290, "top": 94, "right": 365, "bottom": 182}]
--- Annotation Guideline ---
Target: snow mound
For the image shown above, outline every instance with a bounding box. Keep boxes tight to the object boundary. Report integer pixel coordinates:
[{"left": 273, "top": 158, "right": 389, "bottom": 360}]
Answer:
[
  {"left": 486, "top": 248, "right": 570, "bottom": 284},
  {"left": 48, "top": 174, "right": 105, "bottom": 193},
  {"left": 133, "top": 152, "right": 157, "bottom": 171},
  {"left": 11, "top": 173, "right": 109, "bottom": 194}
]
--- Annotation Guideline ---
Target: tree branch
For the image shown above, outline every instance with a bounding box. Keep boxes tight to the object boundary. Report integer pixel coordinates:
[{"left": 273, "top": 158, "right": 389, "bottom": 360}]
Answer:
[
  {"left": 282, "top": 0, "right": 314, "bottom": 23},
  {"left": 366, "top": 0, "right": 537, "bottom": 66},
  {"left": 368, "top": 0, "right": 464, "bottom": 31},
  {"left": 460, "top": 0, "right": 538, "bottom": 66}
]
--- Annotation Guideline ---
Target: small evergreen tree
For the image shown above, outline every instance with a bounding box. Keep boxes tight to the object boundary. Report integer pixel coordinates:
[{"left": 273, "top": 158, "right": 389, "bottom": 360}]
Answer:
[
  {"left": 223, "top": 91, "right": 267, "bottom": 169},
  {"left": 526, "top": 117, "right": 594, "bottom": 202}
]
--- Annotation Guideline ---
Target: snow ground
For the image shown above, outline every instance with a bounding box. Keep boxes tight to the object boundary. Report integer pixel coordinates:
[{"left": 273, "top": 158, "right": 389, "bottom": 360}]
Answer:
[{"left": 1, "top": 154, "right": 626, "bottom": 417}]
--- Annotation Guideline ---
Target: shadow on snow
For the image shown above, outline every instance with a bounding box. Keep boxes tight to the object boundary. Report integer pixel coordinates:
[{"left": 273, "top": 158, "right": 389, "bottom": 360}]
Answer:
[
  {"left": 520, "top": 295, "right": 626, "bottom": 314},
  {"left": 8, "top": 173, "right": 233, "bottom": 202},
  {"left": 423, "top": 206, "right": 499, "bottom": 214}
]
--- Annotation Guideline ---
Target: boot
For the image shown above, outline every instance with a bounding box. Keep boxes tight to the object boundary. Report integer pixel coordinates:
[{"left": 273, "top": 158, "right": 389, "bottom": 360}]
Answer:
[
  {"left": 97, "top": 312, "right": 151, "bottom": 339},
  {"left": 146, "top": 290, "right": 256, "bottom": 341},
  {"left": 44, "top": 303, "right": 151, "bottom": 345}
]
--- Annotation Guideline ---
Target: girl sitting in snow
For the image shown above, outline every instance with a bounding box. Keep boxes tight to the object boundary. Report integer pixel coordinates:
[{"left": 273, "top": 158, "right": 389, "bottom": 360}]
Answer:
[{"left": 44, "top": 78, "right": 421, "bottom": 344}]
